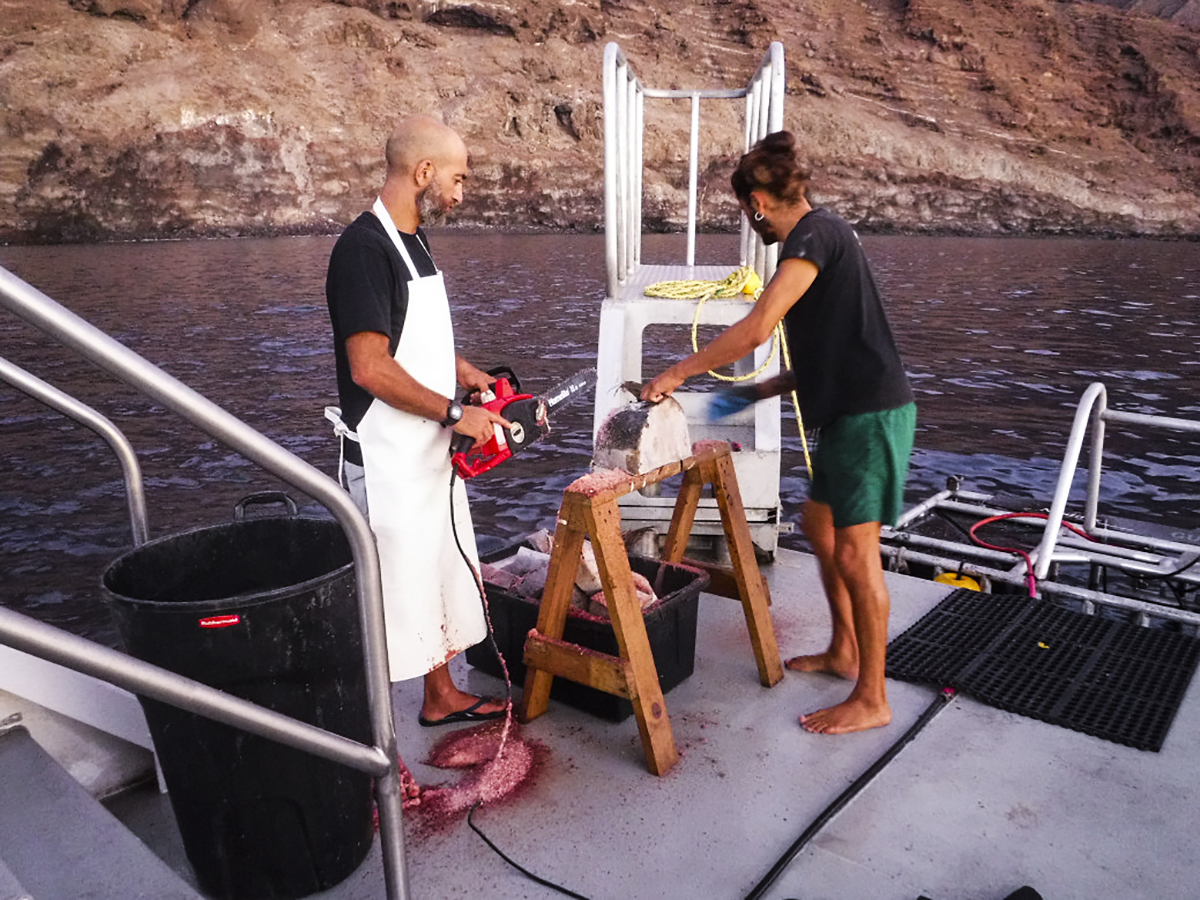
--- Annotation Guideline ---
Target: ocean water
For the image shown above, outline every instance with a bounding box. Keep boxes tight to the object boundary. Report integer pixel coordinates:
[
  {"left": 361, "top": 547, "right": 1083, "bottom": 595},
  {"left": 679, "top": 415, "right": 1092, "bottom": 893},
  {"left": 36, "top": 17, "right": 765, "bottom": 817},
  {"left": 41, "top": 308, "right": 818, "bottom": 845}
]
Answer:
[{"left": 1, "top": 232, "right": 1198, "bottom": 643}]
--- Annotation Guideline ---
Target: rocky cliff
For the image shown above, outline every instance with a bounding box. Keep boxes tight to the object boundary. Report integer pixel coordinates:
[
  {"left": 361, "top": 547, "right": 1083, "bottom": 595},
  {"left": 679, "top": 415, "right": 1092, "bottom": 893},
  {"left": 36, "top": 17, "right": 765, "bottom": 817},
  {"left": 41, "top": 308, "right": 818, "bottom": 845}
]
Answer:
[{"left": 1, "top": 0, "right": 1198, "bottom": 243}]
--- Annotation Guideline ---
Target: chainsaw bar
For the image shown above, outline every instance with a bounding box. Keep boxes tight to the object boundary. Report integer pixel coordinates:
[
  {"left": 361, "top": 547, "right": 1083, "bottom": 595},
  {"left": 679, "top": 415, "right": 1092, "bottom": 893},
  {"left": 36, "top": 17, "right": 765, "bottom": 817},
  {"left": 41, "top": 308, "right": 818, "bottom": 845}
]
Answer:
[
  {"left": 451, "top": 367, "right": 596, "bottom": 479},
  {"left": 537, "top": 366, "right": 597, "bottom": 421},
  {"left": 526, "top": 366, "right": 597, "bottom": 445}
]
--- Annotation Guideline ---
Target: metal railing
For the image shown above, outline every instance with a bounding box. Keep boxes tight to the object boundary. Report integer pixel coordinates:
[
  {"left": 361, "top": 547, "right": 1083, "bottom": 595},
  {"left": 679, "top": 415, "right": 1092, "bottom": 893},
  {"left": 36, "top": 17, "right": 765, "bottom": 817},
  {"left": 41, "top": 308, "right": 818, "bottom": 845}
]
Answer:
[
  {"left": 879, "top": 382, "right": 1200, "bottom": 626},
  {"left": 1033, "top": 381, "right": 1200, "bottom": 580},
  {"left": 0, "top": 355, "right": 149, "bottom": 547},
  {"left": 603, "top": 41, "right": 786, "bottom": 295},
  {"left": 0, "top": 265, "right": 412, "bottom": 900},
  {"left": 884, "top": 488, "right": 1200, "bottom": 628}
]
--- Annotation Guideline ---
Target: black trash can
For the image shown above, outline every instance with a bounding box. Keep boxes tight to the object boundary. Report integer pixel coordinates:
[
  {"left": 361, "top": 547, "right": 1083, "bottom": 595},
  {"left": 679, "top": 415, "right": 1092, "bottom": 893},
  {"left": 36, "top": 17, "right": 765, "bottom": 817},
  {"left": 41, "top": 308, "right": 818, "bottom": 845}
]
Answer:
[{"left": 102, "top": 493, "right": 374, "bottom": 900}]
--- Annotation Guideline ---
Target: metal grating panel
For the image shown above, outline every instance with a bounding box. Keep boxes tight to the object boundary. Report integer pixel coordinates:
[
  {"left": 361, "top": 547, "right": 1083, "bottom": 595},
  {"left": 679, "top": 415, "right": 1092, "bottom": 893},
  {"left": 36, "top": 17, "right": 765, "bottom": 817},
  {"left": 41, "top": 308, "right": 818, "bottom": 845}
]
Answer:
[{"left": 887, "top": 590, "right": 1200, "bottom": 751}]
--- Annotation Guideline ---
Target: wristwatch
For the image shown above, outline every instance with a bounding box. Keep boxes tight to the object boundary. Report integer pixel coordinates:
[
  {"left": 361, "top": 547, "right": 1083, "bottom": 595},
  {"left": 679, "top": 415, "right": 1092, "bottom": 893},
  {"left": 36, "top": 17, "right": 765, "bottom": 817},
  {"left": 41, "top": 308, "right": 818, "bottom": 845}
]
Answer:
[{"left": 440, "top": 399, "right": 464, "bottom": 428}]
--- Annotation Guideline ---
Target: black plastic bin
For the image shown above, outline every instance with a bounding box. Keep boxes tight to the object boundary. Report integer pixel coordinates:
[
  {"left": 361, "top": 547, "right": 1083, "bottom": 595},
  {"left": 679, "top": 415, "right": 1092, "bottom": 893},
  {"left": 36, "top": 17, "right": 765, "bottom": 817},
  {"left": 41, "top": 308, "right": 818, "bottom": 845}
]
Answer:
[
  {"left": 467, "top": 543, "right": 708, "bottom": 721},
  {"left": 102, "top": 494, "right": 374, "bottom": 900}
]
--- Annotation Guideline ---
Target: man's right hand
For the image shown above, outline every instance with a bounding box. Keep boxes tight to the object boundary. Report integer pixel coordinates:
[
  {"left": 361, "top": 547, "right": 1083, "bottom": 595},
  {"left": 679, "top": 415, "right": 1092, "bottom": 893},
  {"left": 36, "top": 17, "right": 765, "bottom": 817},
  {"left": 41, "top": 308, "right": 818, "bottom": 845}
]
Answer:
[{"left": 454, "top": 404, "right": 511, "bottom": 449}]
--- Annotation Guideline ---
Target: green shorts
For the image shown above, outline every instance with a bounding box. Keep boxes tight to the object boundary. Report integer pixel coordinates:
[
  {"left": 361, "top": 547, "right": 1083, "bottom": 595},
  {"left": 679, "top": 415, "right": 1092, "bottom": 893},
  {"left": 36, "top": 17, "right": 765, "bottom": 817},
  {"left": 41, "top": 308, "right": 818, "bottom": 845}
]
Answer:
[{"left": 809, "top": 402, "right": 916, "bottom": 528}]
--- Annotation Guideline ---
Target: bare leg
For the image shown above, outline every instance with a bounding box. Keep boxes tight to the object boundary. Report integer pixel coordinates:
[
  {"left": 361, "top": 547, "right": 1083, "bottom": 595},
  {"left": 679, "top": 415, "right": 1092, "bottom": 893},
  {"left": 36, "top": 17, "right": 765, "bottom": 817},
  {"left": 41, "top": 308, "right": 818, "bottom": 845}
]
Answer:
[
  {"left": 419, "top": 661, "right": 506, "bottom": 722},
  {"left": 785, "top": 500, "right": 859, "bottom": 680},
  {"left": 799, "top": 519, "right": 892, "bottom": 735}
]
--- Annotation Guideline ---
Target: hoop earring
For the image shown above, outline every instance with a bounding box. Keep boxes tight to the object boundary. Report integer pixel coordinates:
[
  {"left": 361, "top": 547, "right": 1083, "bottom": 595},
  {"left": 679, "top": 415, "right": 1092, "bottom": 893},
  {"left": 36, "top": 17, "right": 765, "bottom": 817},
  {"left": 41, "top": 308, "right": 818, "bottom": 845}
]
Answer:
[{"left": 753, "top": 211, "right": 764, "bottom": 222}]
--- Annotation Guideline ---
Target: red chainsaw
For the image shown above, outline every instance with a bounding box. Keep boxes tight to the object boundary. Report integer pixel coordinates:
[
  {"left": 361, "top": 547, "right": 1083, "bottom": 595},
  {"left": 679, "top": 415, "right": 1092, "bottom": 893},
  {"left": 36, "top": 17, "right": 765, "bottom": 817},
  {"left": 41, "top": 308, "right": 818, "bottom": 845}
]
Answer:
[{"left": 450, "top": 366, "right": 596, "bottom": 479}]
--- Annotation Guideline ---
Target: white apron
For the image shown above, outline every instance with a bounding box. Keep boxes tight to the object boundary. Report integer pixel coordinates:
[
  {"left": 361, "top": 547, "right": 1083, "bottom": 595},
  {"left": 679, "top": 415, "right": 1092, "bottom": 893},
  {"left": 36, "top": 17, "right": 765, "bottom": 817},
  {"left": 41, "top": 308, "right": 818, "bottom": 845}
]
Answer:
[{"left": 355, "top": 198, "right": 485, "bottom": 681}]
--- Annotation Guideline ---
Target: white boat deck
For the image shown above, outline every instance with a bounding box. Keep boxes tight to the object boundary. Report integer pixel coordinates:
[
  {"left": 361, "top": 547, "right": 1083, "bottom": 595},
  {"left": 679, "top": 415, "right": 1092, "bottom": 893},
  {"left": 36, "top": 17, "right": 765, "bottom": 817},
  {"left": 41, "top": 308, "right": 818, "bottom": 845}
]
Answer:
[{"left": 104, "top": 549, "right": 1200, "bottom": 900}]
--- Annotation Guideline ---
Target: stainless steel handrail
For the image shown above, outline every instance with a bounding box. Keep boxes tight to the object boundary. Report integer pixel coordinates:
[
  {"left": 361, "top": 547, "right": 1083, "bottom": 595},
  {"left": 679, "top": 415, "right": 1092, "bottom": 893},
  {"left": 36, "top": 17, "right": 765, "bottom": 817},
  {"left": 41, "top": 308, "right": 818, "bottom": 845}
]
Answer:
[
  {"left": 0, "top": 265, "right": 411, "bottom": 900},
  {"left": 0, "top": 607, "right": 393, "bottom": 774},
  {"left": 0, "top": 354, "right": 149, "bottom": 546},
  {"left": 603, "top": 41, "right": 786, "bottom": 295},
  {"left": 1033, "top": 382, "right": 1200, "bottom": 581}
]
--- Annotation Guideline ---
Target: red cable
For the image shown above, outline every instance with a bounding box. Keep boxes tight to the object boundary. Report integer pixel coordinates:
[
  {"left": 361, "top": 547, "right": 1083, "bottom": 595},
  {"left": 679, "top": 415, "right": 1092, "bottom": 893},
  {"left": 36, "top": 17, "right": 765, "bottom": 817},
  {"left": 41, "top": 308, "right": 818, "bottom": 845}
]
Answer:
[{"left": 968, "top": 512, "right": 1098, "bottom": 598}]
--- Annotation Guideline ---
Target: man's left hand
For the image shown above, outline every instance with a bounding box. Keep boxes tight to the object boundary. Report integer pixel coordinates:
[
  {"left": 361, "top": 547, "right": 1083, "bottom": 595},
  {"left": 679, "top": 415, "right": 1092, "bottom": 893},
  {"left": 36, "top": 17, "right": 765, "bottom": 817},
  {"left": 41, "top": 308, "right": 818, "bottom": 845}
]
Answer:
[{"left": 456, "top": 357, "right": 494, "bottom": 395}]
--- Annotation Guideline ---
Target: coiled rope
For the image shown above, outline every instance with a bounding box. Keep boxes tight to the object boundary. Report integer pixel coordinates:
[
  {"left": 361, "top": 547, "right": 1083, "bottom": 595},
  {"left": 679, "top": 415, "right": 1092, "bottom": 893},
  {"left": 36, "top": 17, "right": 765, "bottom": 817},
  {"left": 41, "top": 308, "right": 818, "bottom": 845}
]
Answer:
[
  {"left": 644, "top": 266, "right": 775, "bottom": 381},
  {"left": 644, "top": 266, "right": 813, "bottom": 477}
]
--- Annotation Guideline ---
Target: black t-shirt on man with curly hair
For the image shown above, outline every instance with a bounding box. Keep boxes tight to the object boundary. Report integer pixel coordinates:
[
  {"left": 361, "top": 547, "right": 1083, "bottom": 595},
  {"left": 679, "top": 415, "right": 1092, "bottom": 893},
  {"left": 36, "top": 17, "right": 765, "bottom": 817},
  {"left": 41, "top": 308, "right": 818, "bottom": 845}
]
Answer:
[{"left": 778, "top": 207, "right": 913, "bottom": 430}]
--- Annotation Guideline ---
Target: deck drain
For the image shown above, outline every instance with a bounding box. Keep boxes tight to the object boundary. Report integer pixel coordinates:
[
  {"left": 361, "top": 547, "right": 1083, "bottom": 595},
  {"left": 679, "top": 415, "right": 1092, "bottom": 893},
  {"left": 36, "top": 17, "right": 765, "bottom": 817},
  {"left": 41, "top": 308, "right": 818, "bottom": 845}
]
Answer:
[{"left": 886, "top": 589, "right": 1200, "bottom": 751}]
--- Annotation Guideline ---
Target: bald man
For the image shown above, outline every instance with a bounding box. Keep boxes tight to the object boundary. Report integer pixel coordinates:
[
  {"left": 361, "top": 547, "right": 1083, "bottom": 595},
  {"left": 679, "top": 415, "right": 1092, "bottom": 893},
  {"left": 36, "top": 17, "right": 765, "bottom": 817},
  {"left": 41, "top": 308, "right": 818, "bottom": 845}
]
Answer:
[{"left": 325, "top": 116, "right": 507, "bottom": 726}]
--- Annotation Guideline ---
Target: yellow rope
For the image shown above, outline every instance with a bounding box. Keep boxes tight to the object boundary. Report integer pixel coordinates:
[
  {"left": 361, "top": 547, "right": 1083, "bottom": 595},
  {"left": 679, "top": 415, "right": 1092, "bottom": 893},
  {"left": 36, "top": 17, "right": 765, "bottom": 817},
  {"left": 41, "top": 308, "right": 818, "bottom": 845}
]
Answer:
[
  {"left": 645, "top": 266, "right": 774, "bottom": 381},
  {"left": 642, "top": 265, "right": 760, "bottom": 300},
  {"left": 644, "top": 265, "right": 813, "bottom": 479},
  {"left": 776, "top": 325, "right": 813, "bottom": 479}
]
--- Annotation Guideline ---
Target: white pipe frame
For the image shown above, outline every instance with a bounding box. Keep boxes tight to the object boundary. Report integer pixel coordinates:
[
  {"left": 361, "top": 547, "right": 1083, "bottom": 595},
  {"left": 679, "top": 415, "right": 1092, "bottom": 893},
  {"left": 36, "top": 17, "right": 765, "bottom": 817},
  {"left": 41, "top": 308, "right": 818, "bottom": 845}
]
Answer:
[
  {"left": 603, "top": 41, "right": 786, "bottom": 295},
  {"left": 1033, "top": 382, "right": 1200, "bottom": 581}
]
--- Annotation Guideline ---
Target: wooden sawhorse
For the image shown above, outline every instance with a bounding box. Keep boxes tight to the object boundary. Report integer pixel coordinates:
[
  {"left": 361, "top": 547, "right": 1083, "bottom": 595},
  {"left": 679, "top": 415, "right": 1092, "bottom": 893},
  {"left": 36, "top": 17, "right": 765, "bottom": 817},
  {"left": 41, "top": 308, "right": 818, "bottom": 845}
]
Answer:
[{"left": 518, "top": 441, "right": 784, "bottom": 775}]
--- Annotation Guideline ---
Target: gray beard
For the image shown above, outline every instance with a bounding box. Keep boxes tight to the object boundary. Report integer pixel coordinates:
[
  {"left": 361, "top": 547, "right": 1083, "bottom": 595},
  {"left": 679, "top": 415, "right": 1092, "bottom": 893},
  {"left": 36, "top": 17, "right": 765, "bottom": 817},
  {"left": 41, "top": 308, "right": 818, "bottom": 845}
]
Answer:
[{"left": 417, "top": 184, "right": 449, "bottom": 227}]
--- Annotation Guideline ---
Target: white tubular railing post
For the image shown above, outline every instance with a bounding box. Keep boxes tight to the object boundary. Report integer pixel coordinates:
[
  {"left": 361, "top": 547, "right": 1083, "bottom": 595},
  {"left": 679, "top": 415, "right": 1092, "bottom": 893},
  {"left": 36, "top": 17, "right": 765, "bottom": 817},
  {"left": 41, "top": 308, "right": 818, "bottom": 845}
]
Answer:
[
  {"left": 603, "top": 42, "right": 620, "bottom": 295},
  {"left": 757, "top": 70, "right": 772, "bottom": 136},
  {"left": 1085, "top": 401, "right": 1108, "bottom": 532},
  {"left": 1034, "top": 383, "right": 1108, "bottom": 581},
  {"left": 768, "top": 42, "right": 785, "bottom": 132},
  {"left": 753, "top": 47, "right": 776, "bottom": 279},
  {"left": 615, "top": 58, "right": 629, "bottom": 285},
  {"left": 739, "top": 94, "right": 749, "bottom": 267},
  {"left": 686, "top": 92, "right": 701, "bottom": 266},
  {"left": 634, "top": 86, "right": 644, "bottom": 268},
  {"left": 744, "top": 82, "right": 759, "bottom": 273},
  {"left": 765, "top": 41, "right": 785, "bottom": 280},
  {"left": 625, "top": 72, "right": 639, "bottom": 278}
]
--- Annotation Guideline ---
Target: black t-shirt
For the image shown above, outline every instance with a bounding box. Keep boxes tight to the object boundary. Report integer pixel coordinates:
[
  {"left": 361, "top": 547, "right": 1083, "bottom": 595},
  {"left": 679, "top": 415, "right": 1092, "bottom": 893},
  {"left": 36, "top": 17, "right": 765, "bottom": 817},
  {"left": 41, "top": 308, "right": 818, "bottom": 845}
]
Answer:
[
  {"left": 325, "top": 211, "right": 438, "bottom": 464},
  {"left": 779, "top": 207, "right": 913, "bottom": 429}
]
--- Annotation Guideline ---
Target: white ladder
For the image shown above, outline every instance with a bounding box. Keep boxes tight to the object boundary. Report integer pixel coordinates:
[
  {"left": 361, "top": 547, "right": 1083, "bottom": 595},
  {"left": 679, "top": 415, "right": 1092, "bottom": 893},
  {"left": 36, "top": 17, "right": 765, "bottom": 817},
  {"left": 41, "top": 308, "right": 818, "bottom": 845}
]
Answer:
[{"left": 594, "top": 41, "right": 788, "bottom": 554}]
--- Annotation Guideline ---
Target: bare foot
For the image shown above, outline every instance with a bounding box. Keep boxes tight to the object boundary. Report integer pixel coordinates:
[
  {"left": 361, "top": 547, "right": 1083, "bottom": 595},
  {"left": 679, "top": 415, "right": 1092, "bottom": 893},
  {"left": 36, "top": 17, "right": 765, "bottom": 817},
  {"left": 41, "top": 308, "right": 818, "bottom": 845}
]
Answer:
[
  {"left": 785, "top": 651, "right": 858, "bottom": 680},
  {"left": 799, "top": 697, "right": 891, "bottom": 735}
]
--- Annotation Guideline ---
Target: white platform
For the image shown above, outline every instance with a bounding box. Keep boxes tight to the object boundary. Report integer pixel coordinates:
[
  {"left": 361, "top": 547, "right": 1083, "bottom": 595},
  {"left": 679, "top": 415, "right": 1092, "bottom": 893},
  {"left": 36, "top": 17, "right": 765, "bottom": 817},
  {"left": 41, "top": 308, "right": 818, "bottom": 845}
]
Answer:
[{"left": 594, "top": 263, "right": 784, "bottom": 553}]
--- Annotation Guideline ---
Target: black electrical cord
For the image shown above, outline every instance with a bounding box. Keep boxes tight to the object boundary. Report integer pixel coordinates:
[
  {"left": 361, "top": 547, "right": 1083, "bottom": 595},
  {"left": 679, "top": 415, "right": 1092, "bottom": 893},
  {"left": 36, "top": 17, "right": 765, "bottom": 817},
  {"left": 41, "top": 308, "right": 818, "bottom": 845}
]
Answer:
[
  {"left": 933, "top": 500, "right": 1200, "bottom": 590},
  {"left": 448, "top": 469, "right": 513, "bottom": 711},
  {"left": 931, "top": 506, "right": 977, "bottom": 542},
  {"left": 744, "top": 687, "right": 958, "bottom": 900},
  {"left": 1136, "top": 552, "right": 1200, "bottom": 581},
  {"left": 449, "top": 468, "right": 593, "bottom": 900},
  {"left": 468, "top": 802, "right": 594, "bottom": 900}
]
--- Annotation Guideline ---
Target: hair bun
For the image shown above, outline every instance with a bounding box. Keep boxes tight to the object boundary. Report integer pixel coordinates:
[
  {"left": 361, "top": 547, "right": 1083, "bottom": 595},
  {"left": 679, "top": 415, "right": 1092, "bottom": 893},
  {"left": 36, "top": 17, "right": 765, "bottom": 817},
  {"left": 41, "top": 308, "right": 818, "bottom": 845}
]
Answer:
[
  {"left": 759, "top": 131, "right": 796, "bottom": 154},
  {"left": 731, "top": 130, "right": 810, "bottom": 205}
]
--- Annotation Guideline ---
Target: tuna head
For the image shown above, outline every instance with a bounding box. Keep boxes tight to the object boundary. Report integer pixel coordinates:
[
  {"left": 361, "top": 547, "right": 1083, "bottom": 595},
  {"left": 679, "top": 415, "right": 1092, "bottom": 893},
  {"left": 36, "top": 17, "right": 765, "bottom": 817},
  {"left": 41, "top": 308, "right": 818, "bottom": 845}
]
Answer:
[{"left": 592, "top": 393, "right": 692, "bottom": 493}]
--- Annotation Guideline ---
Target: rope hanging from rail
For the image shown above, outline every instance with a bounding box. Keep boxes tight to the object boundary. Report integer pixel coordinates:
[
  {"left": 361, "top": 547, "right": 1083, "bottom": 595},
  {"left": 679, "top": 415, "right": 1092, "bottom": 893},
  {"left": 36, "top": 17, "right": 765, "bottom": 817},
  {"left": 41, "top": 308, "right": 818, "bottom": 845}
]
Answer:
[
  {"left": 776, "top": 322, "right": 812, "bottom": 478},
  {"left": 644, "top": 265, "right": 813, "bottom": 478},
  {"left": 644, "top": 266, "right": 772, "bottom": 380}
]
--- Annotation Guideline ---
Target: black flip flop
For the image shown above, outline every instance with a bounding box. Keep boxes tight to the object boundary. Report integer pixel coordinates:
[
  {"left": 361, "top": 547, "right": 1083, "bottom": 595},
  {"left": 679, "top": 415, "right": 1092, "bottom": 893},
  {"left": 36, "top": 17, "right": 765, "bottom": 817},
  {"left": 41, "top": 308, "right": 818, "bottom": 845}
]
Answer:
[{"left": 417, "top": 697, "right": 506, "bottom": 727}]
